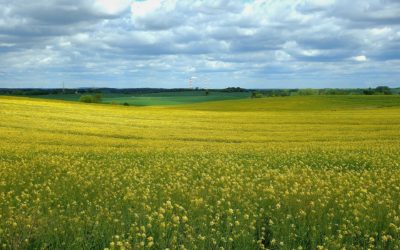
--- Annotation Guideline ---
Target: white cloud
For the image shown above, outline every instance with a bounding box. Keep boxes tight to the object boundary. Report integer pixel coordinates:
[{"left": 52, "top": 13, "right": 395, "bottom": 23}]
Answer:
[
  {"left": 95, "top": 0, "right": 132, "bottom": 15},
  {"left": 305, "top": 0, "right": 335, "bottom": 7},
  {"left": 0, "top": 43, "right": 15, "bottom": 47},
  {"left": 131, "top": 0, "right": 162, "bottom": 17},
  {"left": 352, "top": 55, "right": 367, "bottom": 62},
  {"left": 369, "top": 27, "right": 392, "bottom": 36}
]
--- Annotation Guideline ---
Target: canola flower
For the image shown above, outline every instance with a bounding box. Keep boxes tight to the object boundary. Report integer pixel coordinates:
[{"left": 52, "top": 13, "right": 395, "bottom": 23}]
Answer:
[{"left": 0, "top": 96, "right": 400, "bottom": 249}]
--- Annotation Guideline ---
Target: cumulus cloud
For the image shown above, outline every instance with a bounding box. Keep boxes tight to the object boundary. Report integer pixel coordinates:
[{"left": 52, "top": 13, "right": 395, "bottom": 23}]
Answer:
[
  {"left": 0, "top": 0, "right": 399, "bottom": 88},
  {"left": 352, "top": 55, "right": 368, "bottom": 62}
]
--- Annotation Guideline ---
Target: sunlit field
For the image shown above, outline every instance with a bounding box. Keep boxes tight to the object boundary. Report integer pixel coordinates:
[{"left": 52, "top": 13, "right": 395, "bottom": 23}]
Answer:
[{"left": 1, "top": 95, "right": 400, "bottom": 249}]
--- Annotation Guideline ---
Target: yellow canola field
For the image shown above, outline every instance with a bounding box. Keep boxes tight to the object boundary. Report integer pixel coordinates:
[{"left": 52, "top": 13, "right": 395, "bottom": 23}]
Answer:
[{"left": 0, "top": 96, "right": 400, "bottom": 249}]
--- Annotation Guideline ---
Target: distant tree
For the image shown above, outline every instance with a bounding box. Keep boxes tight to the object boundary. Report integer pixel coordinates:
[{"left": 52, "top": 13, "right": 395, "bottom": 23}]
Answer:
[
  {"left": 251, "top": 91, "right": 263, "bottom": 98},
  {"left": 363, "top": 88, "right": 374, "bottom": 95},
  {"left": 375, "top": 86, "right": 392, "bottom": 95},
  {"left": 263, "top": 89, "right": 291, "bottom": 97},
  {"left": 205, "top": 90, "right": 209, "bottom": 96},
  {"left": 79, "top": 95, "right": 94, "bottom": 103},
  {"left": 224, "top": 87, "right": 246, "bottom": 92},
  {"left": 298, "top": 89, "right": 318, "bottom": 96},
  {"left": 79, "top": 93, "right": 102, "bottom": 103},
  {"left": 279, "top": 90, "right": 291, "bottom": 96},
  {"left": 123, "top": 102, "right": 130, "bottom": 106},
  {"left": 93, "top": 93, "right": 102, "bottom": 102}
]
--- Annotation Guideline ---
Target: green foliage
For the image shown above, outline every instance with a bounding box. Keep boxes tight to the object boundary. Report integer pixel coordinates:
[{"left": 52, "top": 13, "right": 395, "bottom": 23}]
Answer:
[
  {"left": 79, "top": 95, "right": 94, "bottom": 103},
  {"left": 223, "top": 87, "right": 246, "bottom": 92},
  {"left": 375, "top": 86, "right": 392, "bottom": 95},
  {"left": 261, "top": 89, "right": 293, "bottom": 97},
  {"left": 363, "top": 86, "right": 392, "bottom": 95},
  {"left": 93, "top": 93, "right": 102, "bottom": 102},
  {"left": 79, "top": 93, "right": 102, "bottom": 103},
  {"left": 298, "top": 88, "right": 319, "bottom": 96},
  {"left": 319, "top": 89, "right": 351, "bottom": 95},
  {"left": 251, "top": 91, "right": 263, "bottom": 98}
]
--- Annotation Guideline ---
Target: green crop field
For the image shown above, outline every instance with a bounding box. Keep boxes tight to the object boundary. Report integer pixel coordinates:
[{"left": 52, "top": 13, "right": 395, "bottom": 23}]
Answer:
[
  {"left": 26, "top": 91, "right": 250, "bottom": 106},
  {"left": 103, "top": 92, "right": 250, "bottom": 106},
  {"left": 0, "top": 95, "right": 400, "bottom": 249}
]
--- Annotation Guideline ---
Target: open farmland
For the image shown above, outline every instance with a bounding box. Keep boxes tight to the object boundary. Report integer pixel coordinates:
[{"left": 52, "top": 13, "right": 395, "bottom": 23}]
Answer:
[
  {"left": 25, "top": 91, "right": 250, "bottom": 106},
  {"left": 102, "top": 91, "right": 250, "bottom": 106},
  {"left": 0, "top": 95, "right": 400, "bottom": 249}
]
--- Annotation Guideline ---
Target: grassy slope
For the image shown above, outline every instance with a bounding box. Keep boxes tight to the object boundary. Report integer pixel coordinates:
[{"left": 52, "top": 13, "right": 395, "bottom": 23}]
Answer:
[{"left": 0, "top": 96, "right": 400, "bottom": 249}]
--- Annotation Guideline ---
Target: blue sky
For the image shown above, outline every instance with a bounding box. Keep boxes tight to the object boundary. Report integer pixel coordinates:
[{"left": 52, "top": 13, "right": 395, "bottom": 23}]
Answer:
[{"left": 0, "top": 0, "right": 399, "bottom": 89}]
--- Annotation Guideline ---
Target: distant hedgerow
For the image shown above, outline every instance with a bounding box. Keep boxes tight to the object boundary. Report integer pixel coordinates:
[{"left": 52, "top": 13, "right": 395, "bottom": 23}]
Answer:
[{"left": 79, "top": 93, "right": 102, "bottom": 103}]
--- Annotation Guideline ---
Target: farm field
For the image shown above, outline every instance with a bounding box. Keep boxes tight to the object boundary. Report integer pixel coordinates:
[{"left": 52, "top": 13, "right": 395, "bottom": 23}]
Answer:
[
  {"left": 0, "top": 95, "right": 400, "bottom": 249},
  {"left": 26, "top": 91, "right": 250, "bottom": 106}
]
